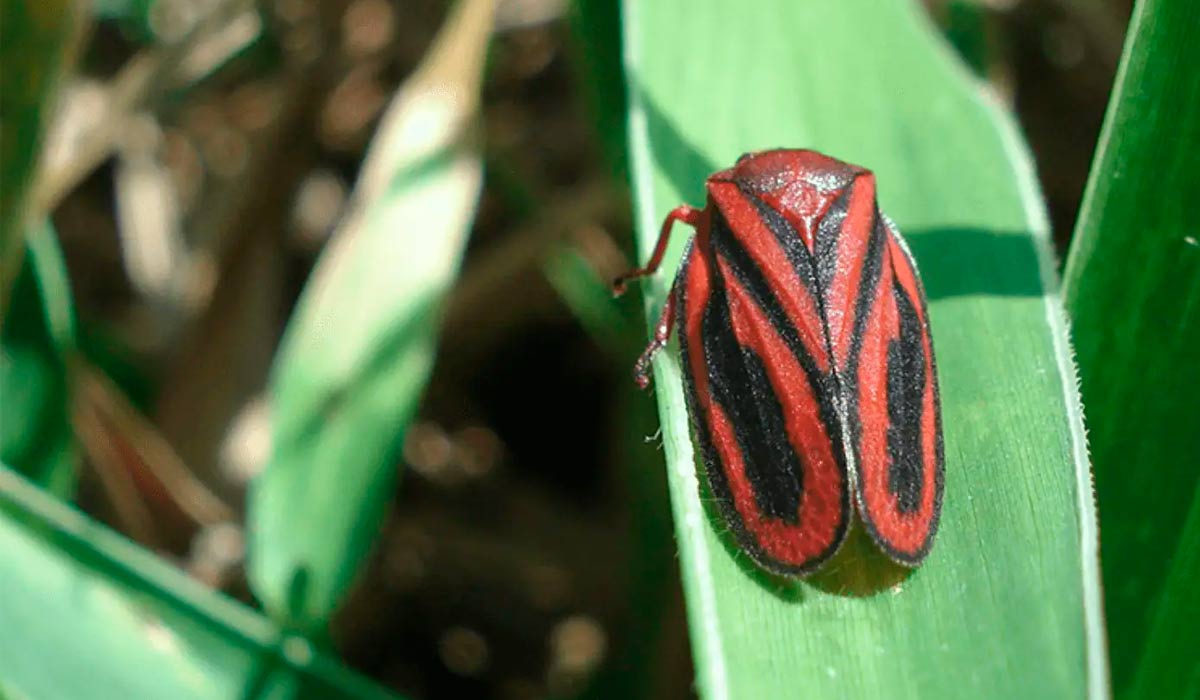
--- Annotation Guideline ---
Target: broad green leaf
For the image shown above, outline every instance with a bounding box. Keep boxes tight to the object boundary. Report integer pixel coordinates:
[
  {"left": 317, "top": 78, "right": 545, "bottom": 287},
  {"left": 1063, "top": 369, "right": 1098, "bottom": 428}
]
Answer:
[
  {"left": 247, "top": 0, "right": 495, "bottom": 630},
  {"left": 0, "top": 0, "right": 80, "bottom": 318},
  {"left": 1, "top": 221, "right": 79, "bottom": 496},
  {"left": 622, "top": 1, "right": 1104, "bottom": 699},
  {"left": 1062, "top": 0, "right": 1200, "bottom": 696},
  {"left": 0, "top": 464, "right": 402, "bottom": 700}
]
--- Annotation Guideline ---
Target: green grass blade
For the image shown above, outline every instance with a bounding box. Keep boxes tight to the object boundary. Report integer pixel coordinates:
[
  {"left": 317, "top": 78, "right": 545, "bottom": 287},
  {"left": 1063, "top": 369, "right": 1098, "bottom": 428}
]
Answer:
[
  {"left": 0, "top": 0, "right": 80, "bottom": 317},
  {"left": 0, "top": 464, "right": 403, "bottom": 700},
  {"left": 622, "top": 1, "right": 1103, "bottom": 698},
  {"left": 566, "top": 0, "right": 629, "bottom": 179},
  {"left": 1122, "top": 487, "right": 1200, "bottom": 699},
  {"left": 0, "top": 0, "right": 81, "bottom": 495},
  {"left": 543, "top": 246, "right": 638, "bottom": 357},
  {"left": 1062, "top": 0, "right": 1200, "bottom": 696},
  {"left": 1, "top": 221, "right": 79, "bottom": 495},
  {"left": 246, "top": 0, "right": 495, "bottom": 630}
]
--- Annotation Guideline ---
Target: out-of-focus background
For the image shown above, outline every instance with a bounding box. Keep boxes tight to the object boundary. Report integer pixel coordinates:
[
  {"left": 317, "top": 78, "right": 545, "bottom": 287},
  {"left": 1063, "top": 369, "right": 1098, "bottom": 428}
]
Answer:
[{"left": 1, "top": 0, "right": 1143, "bottom": 698}]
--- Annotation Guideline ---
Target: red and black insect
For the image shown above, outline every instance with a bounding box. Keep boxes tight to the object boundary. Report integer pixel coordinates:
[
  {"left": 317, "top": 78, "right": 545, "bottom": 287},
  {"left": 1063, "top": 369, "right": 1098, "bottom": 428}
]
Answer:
[{"left": 615, "top": 149, "right": 943, "bottom": 576}]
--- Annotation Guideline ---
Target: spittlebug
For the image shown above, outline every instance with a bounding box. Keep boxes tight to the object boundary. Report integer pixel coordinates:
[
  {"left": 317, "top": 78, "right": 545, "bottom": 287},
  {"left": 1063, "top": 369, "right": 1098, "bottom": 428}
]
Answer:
[{"left": 615, "top": 149, "right": 943, "bottom": 576}]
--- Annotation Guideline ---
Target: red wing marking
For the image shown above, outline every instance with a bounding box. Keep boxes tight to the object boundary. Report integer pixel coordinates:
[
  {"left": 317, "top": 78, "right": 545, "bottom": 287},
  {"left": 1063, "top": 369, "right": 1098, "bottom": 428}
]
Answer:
[
  {"left": 821, "top": 174, "right": 879, "bottom": 369},
  {"left": 707, "top": 181, "right": 831, "bottom": 374},
  {"left": 853, "top": 228, "right": 943, "bottom": 562}
]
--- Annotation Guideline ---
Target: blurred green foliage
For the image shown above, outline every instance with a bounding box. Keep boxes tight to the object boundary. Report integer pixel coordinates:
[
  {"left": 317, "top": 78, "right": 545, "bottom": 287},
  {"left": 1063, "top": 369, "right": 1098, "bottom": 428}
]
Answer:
[
  {"left": 0, "top": 0, "right": 79, "bottom": 315},
  {"left": 0, "top": 464, "right": 402, "bottom": 700},
  {"left": 247, "top": 0, "right": 495, "bottom": 631},
  {"left": 0, "top": 221, "right": 78, "bottom": 496}
]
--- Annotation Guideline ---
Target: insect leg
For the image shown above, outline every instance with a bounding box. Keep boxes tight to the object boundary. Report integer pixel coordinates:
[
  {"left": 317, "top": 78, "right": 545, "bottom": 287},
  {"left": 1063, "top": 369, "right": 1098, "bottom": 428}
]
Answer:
[
  {"left": 612, "top": 205, "right": 704, "bottom": 294},
  {"left": 632, "top": 288, "right": 678, "bottom": 389}
]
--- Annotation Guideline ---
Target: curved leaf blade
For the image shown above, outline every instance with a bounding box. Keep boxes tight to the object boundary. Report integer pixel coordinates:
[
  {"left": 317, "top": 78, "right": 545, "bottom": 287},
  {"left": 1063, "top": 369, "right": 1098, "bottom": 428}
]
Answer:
[
  {"left": 0, "top": 464, "right": 402, "bottom": 700},
  {"left": 1063, "top": 0, "right": 1200, "bottom": 695},
  {"left": 247, "top": 0, "right": 495, "bottom": 630},
  {"left": 622, "top": 1, "right": 1103, "bottom": 698},
  {"left": 1, "top": 221, "right": 79, "bottom": 495}
]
